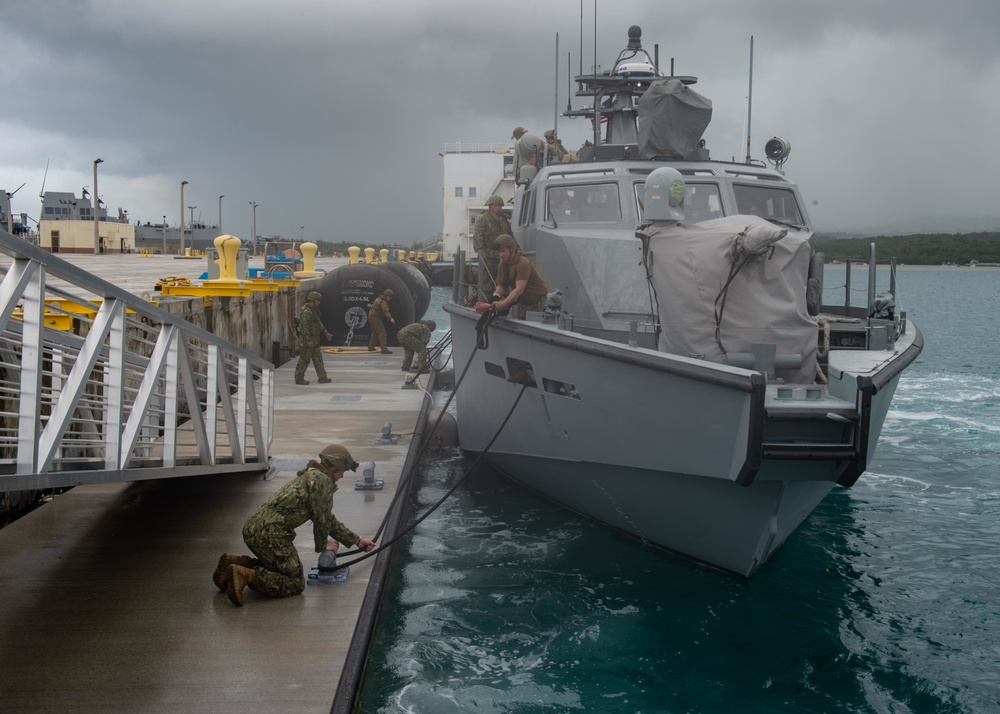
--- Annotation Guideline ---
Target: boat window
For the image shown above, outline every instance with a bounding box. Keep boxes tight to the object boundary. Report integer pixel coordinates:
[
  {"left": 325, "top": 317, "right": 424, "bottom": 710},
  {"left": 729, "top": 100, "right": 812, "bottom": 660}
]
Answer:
[
  {"left": 517, "top": 189, "right": 536, "bottom": 227},
  {"left": 635, "top": 181, "right": 723, "bottom": 224},
  {"left": 483, "top": 361, "right": 506, "bottom": 378},
  {"left": 732, "top": 184, "right": 804, "bottom": 224},
  {"left": 545, "top": 183, "right": 621, "bottom": 223}
]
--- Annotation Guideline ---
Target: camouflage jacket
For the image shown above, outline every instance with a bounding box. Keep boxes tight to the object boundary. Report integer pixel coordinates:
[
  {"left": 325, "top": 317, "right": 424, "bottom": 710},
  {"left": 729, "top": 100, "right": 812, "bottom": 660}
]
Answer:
[
  {"left": 397, "top": 321, "right": 431, "bottom": 347},
  {"left": 242, "top": 467, "right": 359, "bottom": 552},
  {"left": 472, "top": 210, "right": 512, "bottom": 259},
  {"left": 299, "top": 303, "right": 328, "bottom": 343}
]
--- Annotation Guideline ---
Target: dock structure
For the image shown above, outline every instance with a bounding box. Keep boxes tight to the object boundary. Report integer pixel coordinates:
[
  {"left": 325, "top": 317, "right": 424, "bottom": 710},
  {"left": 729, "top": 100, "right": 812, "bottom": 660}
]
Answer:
[
  {"left": 0, "top": 348, "right": 433, "bottom": 712},
  {"left": 0, "top": 240, "right": 437, "bottom": 711}
]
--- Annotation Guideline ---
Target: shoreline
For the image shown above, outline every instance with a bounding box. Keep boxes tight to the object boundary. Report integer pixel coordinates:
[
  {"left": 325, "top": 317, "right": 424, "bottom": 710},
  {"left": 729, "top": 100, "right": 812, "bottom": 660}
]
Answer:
[{"left": 825, "top": 263, "right": 1000, "bottom": 271}]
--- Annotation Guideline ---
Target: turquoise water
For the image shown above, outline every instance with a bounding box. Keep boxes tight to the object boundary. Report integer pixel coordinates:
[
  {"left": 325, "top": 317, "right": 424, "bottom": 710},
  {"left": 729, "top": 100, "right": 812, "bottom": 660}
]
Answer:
[{"left": 357, "top": 270, "right": 1000, "bottom": 713}]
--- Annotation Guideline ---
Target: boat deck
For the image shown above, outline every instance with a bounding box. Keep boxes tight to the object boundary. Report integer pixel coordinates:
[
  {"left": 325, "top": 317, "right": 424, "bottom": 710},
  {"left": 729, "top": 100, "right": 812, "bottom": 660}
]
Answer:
[{"left": 0, "top": 348, "right": 430, "bottom": 712}]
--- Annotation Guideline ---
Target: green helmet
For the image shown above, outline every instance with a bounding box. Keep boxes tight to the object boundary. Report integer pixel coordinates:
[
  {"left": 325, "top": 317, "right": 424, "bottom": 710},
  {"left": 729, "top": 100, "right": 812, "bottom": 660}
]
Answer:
[
  {"left": 319, "top": 444, "right": 358, "bottom": 472},
  {"left": 422, "top": 320, "right": 437, "bottom": 332},
  {"left": 493, "top": 234, "right": 518, "bottom": 251},
  {"left": 486, "top": 195, "right": 504, "bottom": 207},
  {"left": 307, "top": 291, "right": 322, "bottom": 302}
]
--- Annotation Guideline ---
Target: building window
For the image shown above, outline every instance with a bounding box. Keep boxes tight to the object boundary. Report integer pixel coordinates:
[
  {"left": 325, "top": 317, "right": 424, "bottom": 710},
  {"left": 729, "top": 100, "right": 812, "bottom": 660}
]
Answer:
[
  {"left": 455, "top": 187, "right": 463, "bottom": 198},
  {"left": 469, "top": 187, "right": 477, "bottom": 198}
]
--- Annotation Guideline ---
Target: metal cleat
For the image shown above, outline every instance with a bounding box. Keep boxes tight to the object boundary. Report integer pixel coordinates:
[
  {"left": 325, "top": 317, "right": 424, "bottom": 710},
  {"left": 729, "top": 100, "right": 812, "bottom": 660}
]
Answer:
[
  {"left": 306, "top": 550, "right": 349, "bottom": 585},
  {"left": 355, "top": 460, "right": 384, "bottom": 490},
  {"left": 374, "top": 421, "right": 399, "bottom": 445}
]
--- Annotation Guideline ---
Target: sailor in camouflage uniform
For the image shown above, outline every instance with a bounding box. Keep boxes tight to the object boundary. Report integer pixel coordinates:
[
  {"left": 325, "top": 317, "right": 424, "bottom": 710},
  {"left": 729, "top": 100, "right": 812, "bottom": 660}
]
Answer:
[
  {"left": 472, "top": 195, "right": 511, "bottom": 296},
  {"left": 214, "top": 444, "right": 377, "bottom": 606},
  {"left": 294, "top": 290, "right": 333, "bottom": 385},
  {"left": 397, "top": 320, "right": 437, "bottom": 373}
]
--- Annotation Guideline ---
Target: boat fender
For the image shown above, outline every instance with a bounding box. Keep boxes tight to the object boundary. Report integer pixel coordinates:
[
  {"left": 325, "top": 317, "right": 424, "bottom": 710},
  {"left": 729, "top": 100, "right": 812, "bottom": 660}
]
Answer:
[
  {"left": 377, "top": 261, "right": 432, "bottom": 320},
  {"left": 314, "top": 264, "right": 415, "bottom": 346}
]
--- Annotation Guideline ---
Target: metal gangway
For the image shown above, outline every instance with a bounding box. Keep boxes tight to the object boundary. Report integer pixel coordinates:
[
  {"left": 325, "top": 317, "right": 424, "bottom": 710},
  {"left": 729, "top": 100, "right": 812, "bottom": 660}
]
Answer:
[{"left": 0, "top": 231, "right": 273, "bottom": 492}]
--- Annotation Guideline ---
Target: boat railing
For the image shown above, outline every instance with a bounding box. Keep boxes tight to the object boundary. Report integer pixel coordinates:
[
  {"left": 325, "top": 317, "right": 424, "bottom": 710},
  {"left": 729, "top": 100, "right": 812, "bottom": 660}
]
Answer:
[{"left": 443, "top": 142, "right": 512, "bottom": 155}]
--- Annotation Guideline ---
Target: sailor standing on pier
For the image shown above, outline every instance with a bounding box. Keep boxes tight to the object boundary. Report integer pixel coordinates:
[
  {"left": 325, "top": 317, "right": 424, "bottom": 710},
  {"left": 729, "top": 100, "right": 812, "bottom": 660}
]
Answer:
[
  {"left": 294, "top": 291, "right": 333, "bottom": 386},
  {"left": 367, "top": 289, "right": 395, "bottom": 354}
]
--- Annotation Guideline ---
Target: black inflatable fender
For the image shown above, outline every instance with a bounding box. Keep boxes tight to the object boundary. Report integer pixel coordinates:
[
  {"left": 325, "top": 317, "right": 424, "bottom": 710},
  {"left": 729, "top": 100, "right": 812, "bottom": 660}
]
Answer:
[
  {"left": 378, "top": 261, "right": 432, "bottom": 321},
  {"left": 316, "top": 264, "right": 415, "bottom": 347}
]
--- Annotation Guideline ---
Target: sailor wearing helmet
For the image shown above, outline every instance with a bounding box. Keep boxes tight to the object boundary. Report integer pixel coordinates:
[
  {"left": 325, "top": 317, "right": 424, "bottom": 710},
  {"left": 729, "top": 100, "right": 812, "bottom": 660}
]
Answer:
[
  {"left": 367, "top": 288, "right": 396, "bottom": 354},
  {"left": 215, "top": 444, "right": 377, "bottom": 606},
  {"left": 294, "top": 290, "right": 333, "bottom": 385},
  {"left": 485, "top": 234, "right": 549, "bottom": 320},
  {"left": 472, "top": 194, "right": 511, "bottom": 295}
]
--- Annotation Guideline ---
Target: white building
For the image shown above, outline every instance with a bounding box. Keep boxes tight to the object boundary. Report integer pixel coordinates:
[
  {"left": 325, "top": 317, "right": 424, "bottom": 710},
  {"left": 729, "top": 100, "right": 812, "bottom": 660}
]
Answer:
[{"left": 440, "top": 142, "right": 516, "bottom": 260}]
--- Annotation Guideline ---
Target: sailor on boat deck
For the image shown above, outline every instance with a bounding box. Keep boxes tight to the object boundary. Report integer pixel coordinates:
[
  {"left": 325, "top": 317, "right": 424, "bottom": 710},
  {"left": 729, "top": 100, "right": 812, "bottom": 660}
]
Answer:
[
  {"left": 513, "top": 133, "right": 546, "bottom": 185},
  {"left": 544, "top": 129, "right": 568, "bottom": 163},
  {"left": 488, "top": 234, "right": 548, "bottom": 320},
  {"left": 472, "top": 194, "right": 510, "bottom": 296}
]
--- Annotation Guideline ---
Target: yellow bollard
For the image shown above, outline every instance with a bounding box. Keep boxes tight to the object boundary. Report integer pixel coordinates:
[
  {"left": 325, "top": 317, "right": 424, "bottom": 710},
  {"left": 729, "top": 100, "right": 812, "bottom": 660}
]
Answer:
[
  {"left": 348, "top": 246, "right": 361, "bottom": 264},
  {"left": 295, "top": 241, "right": 323, "bottom": 278},
  {"left": 364, "top": 247, "right": 376, "bottom": 264},
  {"left": 397, "top": 249, "right": 406, "bottom": 261},
  {"left": 379, "top": 248, "right": 389, "bottom": 264},
  {"left": 207, "top": 235, "right": 242, "bottom": 283}
]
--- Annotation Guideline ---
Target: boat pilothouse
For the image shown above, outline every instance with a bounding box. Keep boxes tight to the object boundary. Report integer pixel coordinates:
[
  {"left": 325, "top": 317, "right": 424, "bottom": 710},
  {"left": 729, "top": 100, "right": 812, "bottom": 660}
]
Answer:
[{"left": 444, "top": 24, "right": 922, "bottom": 577}]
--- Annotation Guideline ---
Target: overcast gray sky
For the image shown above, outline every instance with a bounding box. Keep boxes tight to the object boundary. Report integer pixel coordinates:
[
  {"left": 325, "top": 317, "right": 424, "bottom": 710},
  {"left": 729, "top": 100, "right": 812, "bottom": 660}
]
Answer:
[{"left": 2, "top": 0, "right": 998, "bottom": 242}]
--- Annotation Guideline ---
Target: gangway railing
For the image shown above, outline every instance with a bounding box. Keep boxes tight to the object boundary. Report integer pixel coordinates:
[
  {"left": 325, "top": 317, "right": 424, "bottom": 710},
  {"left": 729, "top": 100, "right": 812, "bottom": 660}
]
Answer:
[{"left": 0, "top": 231, "right": 273, "bottom": 492}]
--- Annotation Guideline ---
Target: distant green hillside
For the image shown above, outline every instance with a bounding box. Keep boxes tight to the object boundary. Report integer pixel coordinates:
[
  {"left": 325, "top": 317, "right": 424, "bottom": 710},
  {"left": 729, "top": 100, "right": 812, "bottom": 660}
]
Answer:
[{"left": 810, "top": 232, "right": 1000, "bottom": 265}]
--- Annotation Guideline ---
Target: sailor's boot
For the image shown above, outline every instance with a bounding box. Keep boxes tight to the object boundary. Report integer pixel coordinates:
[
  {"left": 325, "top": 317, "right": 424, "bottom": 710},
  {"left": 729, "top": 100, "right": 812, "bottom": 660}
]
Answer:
[
  {"left": 212, "top": 553, "right": 257, "bottom": 592},
  {"left": 226, "top": 564, "right": 257, "bottom": 607}
]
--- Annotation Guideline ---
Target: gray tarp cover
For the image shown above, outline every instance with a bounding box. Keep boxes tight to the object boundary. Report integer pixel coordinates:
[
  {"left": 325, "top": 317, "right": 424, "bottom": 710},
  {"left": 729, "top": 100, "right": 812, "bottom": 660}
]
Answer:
[
  {"left": 637, "top": 78, "right": 713, "bottom": 160},
  {"left": 639, "top": 214, "right": 818, "bottom": 383}
]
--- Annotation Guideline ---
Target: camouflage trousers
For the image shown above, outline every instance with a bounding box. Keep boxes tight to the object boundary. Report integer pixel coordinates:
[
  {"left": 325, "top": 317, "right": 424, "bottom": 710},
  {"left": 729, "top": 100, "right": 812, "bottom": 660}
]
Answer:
[
  {"left": 245, "top": 541, "right": 306, "bottom": 598},
  {"left": 367, "top": 316, "right": 388, "bottom": 350},
  {"left": 294, "top": 346, "right": 328, "bottom": 381},
  {"left": 514, "top": 294, "right": 547, "bottom": 320},
  {"left": 399, "top": 336, "right": 428, "bottom": 372}
]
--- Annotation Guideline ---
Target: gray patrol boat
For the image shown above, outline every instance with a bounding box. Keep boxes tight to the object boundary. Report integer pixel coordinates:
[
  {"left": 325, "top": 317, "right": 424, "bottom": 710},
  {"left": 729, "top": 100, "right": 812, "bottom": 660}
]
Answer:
[{"left": 444, "top": 25, "right": 923, "bottom": 576}]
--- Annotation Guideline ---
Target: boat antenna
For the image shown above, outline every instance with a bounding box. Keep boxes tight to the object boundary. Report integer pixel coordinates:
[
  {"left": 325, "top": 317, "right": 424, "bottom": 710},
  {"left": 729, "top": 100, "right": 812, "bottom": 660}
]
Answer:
[
  {"left": 552, "top": 33, "right": 560, "bottom": 147},
  {"left": 593, "top": 0, "right": 598, "bottom": 79},
  {"left": 567, "top": 52, "right": 573, "bottom": 111},
  {"left": 578, "top": 0, "right": 583, "bottom": 89},
  {"left": 745, "top": 35, "right": 754, "bottom": 164},
  {"left": 39, "top": 159, "right": 50, "bottom": 197}
]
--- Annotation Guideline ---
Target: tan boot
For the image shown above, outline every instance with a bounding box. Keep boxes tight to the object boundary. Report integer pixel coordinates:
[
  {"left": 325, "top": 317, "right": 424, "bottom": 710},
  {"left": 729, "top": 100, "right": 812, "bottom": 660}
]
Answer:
[
  {"left": 212, "top": 553, "right": 257, "bottom": 592},
  {"left": 226, "top": 564, "right": 257, "bottom": 606}
]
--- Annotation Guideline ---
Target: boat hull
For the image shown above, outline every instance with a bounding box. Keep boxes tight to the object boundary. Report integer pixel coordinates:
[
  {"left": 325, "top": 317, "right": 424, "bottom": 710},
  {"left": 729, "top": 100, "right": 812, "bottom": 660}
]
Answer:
[{"left": 446, "top": 304, "right": 917, "bottom": 576}]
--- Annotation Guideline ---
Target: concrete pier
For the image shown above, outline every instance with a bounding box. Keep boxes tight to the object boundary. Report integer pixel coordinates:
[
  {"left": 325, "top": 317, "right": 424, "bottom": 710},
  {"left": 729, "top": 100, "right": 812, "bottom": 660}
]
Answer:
[{"left": 0, "top": 341, "right": 433, "bottom": 711}]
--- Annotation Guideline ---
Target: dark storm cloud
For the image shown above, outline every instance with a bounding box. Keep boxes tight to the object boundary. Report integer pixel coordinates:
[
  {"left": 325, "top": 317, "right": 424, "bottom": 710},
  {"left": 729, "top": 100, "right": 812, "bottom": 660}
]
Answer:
[{"left": 2, "top": 0, "right": 999, "bottom": 241}]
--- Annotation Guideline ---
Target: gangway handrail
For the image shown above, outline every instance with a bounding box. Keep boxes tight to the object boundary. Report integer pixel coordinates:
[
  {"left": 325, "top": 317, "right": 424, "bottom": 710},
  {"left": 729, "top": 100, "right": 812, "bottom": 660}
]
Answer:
[{"left": 0, "top": 230, "right": 273, "bottom": 491}]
